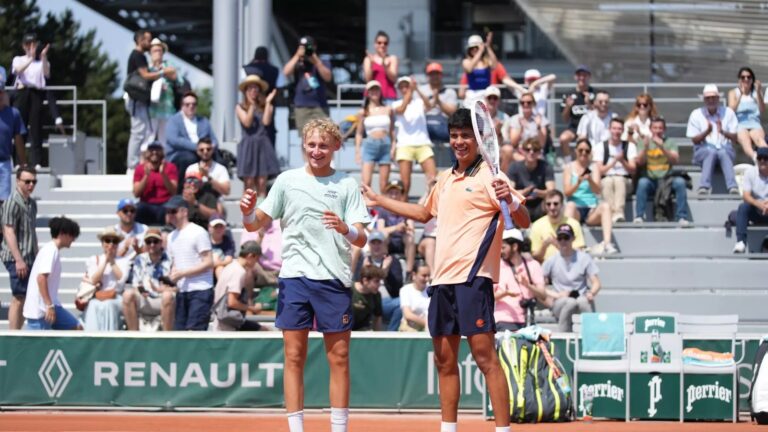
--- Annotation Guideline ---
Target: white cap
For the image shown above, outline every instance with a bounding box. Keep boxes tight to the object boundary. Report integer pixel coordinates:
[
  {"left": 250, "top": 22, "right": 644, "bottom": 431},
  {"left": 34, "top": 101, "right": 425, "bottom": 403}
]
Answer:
[
  {"left": 524, "top": 69, "right": 541, "bottom": 81},
  {"left": 702, "top": 84, "right": 719, "bottom": 98},
  {"left": 485, "top": 85, "right": 501, "bottom": 98},
  {"left": 365, "top": 80, "right": 382, "bottom": 91},
  {"left": 396, "top": 76, "right": 412, "bottom": 86},
  {"left": 467, "top": 35, "right": 483, "bottom": 49},
  {"left": 502, "top": 229, "right": 524, "bottom": 243}
]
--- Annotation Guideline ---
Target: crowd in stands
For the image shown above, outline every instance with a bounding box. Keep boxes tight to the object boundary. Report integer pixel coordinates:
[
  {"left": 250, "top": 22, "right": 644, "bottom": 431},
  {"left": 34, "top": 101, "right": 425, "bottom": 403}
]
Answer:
[{"left": 2, "top": 28, "right": 768, "bottom": 333}]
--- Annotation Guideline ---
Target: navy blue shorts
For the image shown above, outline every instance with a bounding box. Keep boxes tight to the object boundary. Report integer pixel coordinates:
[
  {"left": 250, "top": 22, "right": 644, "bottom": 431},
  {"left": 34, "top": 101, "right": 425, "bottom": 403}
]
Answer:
[
  {"left": 4, "top": 261, "right": 30, "bottom": 298},
  {"left": 276, "top": 277, "right": 353, "bottom": 333},
  {"left": 427, "top": 277, "right": 496, "bottom": 337},
  {"left": 175, "top": 288, "right": 213, "bottom": 331}
]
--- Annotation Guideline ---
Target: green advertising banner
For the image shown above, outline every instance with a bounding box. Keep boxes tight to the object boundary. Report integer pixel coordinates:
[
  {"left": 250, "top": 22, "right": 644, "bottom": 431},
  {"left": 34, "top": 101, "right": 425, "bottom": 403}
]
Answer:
[
  {"left": 629, "top": 372, "right": 680, "bottom": 420},
  {"left": 576, "top": 372, "right": 627, "bottom": 419},
  {"left": 683, "top": 373, "right": 736, "bottom": 421}
]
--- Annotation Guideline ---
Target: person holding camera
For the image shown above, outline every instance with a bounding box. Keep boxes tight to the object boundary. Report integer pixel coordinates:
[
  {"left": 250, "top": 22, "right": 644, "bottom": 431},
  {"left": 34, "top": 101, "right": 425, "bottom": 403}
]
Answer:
[
  {"left": 494, "top": 229, "right": 547, "bottom": 332},
  {"left": 563, "top": 138, "right": 616, "bottom": 254},
  {"left": 282, "top": 36, "right": 332, "bottom": 135},
  {"left": 542, "top": 224, "right": 601, "bottom": 332}
]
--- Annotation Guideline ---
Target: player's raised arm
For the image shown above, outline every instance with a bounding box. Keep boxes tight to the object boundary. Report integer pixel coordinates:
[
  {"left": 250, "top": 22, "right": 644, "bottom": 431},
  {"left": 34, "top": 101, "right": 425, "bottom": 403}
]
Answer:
[
  {"left": 240, "top": 189, "right": 273, "bottom": 232},
  {"left": 361, "top": 183, "right": 432, "bottom": 223}
]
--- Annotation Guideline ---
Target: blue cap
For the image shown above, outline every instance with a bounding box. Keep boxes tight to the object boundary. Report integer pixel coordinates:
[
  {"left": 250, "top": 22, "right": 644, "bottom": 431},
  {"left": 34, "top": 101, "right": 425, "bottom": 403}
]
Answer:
[
  {"left": 575, "top": 64, "right": 591, "bottom": 75},
  {"left": 116, "top": 198, "right": 136, "bottom": 212},
  {"left": 369, "top": 231, "right": 386, "bottom": 242},
  {"left": 163, "top": 195, "right": 188, "bottom": 210}
]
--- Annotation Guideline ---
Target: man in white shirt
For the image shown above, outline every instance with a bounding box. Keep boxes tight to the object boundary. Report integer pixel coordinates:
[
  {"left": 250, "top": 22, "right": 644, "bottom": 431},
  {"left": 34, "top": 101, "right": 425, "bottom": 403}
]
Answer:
[
  {"left": 164, "top": 195, "right": 214, "bottom": 330},
  {"left": 11, "top": 34, "right": 49, "bottom": 168},
  {"left": 594, "top": 118, "right": 637, "bottom": 222},
  {"left": 577, "top": 90, "right": 614, "bottom": 146},
  {"left": 185, "top": 137, "right": 231, "bottom": 198},
  {"left": 687, "top": 84, "right": 740, "bottom": 195}
]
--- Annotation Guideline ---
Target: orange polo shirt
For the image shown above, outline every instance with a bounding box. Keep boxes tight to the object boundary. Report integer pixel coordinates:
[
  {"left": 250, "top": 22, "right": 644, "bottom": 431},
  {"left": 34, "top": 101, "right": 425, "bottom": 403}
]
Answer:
[{"left": 424, "top": 157, "right": 513, "bottom": 285}]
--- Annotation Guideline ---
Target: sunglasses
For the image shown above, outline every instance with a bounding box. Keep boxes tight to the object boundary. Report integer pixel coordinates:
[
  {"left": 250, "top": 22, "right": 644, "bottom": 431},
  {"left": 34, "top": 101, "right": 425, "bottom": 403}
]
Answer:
[
  {"left": 740, "top": 75, "right": 753, "bottom": 80},
  {"left": 185, "top": 178, "right": 201, "bottom": 184},
  {"left": 145, "top": 239, "right": 161, "bottom": 245},
  {"left": 557, "top": 236, "right": 572, "bottom": 242},
  {"left": 524, "top": 147, "right": 541, "bottom": 153},
  {"left": 576, "top": 148, "right": 591, "bottom": 154},
  {"left": 166, "top": 209, "right": 179, "bottom": 215},
  {"left": 23, "top": 179, "right": 38, "bottom": 185},
  {"left": 197, "top": 148, "right": 213, "bottom": 153},
  {"left": 121, "top": 208, "right": 136, "bottom": 214},
  {"left": 102, "top": 238, "right": 120, "bottom": 245},
  {"left": 487, "top": 96, "right": 499, "bottom": 101},
  {"left": 757, "top": 156, "right": 768, "bottom": 162},
  {"left": 636, "top": 103, "right": 648, "bottom": 108},
  {"left": 376, "top": 40, "right": 388, "bottom": 46},
  {"left": 545, "top": 202, "right": 561, "bottom": 207},
  {"left": 520, "top": 101, "right": 534, "bottom": 106}
]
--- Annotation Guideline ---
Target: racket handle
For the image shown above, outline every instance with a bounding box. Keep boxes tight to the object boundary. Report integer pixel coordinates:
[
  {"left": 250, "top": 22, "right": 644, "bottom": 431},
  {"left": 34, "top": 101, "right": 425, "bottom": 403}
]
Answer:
[{"left": 500, "top": 200, "right": 515, "bottom": 229}]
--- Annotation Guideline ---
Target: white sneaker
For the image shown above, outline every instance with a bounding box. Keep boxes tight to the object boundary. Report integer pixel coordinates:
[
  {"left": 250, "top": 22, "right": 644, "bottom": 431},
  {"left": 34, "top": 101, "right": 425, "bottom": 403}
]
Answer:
[
  {"left": 697, "top": 188, "right": 711, "bottom": 195},
  {"left": 589, "top": 242, "right": 606, "bottom": 255},
  {"left": 733, "top": 241, "right": 746, "bottom": 254},
  {"left": 604, "top": 243, "right": 618, "bottom": 254},
  {"left": 613, "top": 214, "right": 625, "bottom": 223},
  {"left": 678, "top": 218, "right": 690, "bottom": 226},
  {"left": 633, "top": 217, "right": 644, "bottom": 223}
]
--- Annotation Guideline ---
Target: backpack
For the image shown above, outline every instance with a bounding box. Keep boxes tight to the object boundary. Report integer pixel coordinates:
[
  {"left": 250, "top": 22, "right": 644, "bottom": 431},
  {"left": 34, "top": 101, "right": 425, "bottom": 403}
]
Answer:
[
  {"left": 601, "top": 140, "right": 629, "bottom": 167},
  {"left": 750, "top": 339, "right": 768, "bottom": 424},
  {"left": 123, "top": 72, "right": 151, "bottom": 104},
  {"left": 497, "top": 334, "right": 573, "bottom": 423}
]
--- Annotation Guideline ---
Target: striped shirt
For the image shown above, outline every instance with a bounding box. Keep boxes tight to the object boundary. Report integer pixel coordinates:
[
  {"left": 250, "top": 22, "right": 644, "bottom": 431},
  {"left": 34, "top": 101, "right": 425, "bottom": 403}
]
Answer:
[{"left": 0, "top": 190, "right": 38, "bottom": 264}]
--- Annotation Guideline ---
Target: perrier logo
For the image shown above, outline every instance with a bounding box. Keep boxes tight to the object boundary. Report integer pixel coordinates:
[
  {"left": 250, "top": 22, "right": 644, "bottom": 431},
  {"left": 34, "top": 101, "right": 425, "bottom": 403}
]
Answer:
[{"left": 686, "top": 381, "right": 732, "bottom": 412}]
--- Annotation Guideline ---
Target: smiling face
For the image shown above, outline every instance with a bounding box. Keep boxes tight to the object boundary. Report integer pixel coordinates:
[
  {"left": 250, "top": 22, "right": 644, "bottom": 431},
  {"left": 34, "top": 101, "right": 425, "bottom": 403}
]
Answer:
[
  {"left": 575, "top": 141, "right": 592, "bottom": 162},
  {"left": 150, "top": 45, "right": 164, "bottom": 63},
  {"left": 545, "top": 195, "right": 563, "bottom": 219},
  {"left": 17, "top": 170, "right": 37, "bottom": 199},
  {"left": 594, "top": 93, "right": 610, "bottom": 114},
  {"left": 609, "top": 120, "right": 623, "bottom": 141},
  {"left": 413, "top": 265, "right": 430, "bottom": 289},
  {"left": 303, "top": 129, "right": 340, "bottom": 175},
  {"left": 449, "top": 127, "right": 479, "bottom": 166},
  {"left": 181, "top": 95, "right": 198, "bottom": 118},
  {"left": 519, "top": 94, "right": 535, "bottom": 116}
]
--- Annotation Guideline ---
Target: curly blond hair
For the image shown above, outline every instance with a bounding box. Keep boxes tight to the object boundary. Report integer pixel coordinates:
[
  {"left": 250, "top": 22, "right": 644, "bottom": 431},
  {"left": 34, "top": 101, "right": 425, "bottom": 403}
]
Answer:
[{"left": 302, "top": 118, "right": 342, "bottom": 144}]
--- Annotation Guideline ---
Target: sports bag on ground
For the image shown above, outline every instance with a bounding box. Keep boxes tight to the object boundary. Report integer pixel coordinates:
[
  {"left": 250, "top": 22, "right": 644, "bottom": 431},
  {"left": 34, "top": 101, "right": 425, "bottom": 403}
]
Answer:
[{"left": 750, "top": 338, "right": 768, "bottom": 425}]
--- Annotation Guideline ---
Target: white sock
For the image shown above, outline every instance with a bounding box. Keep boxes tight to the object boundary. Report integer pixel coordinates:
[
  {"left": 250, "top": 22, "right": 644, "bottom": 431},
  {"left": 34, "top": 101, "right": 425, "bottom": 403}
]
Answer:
[
  {"left": 287, "top": 410, "right": 304, "bottom": 432},
  {"left": 330, "top": 407, "right": 349, "bottom": 432},
  {"left": 440, "top": 421, "right": 457, "bottom": 432},
  {"left": 495, "top": 427, "right": 510, "bottom": 432}
]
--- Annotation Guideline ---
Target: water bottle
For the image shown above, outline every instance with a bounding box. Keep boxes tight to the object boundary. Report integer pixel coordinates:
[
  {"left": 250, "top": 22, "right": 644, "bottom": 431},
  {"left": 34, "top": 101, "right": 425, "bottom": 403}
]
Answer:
[
  {"left": 651, "top": 330, "right": 664, "bottom": 363},
  {"left": 583, "top": 386, "right": 594, "bottom": 422}
]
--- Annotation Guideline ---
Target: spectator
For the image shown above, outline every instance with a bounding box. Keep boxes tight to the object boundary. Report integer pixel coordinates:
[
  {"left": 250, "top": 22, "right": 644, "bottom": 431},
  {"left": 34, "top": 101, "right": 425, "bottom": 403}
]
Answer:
[
  {"left": 416, "top": 180, "right": 438, "bottom": 271},
  {"left": 125, "top": 30, "right": 174, "bottom": 170},
  {"left": 727, "top": 67, "right": 767, "bottom": 161},
  {"left": 688, "top": 84, "right": 740, "bottom": 195},
  {"left": 419, "top": 62, "right": 457, "bottom": 143},
  {"left": 594, "top": 118, "right": 637, "bottom": 223},
  {"left": 363, "top": 30, "right": 398, "bottom": 103},
  {"left": 529, "top": 189, "right": 586, "bottom": 262},
  {"left": 82, "top": 226, "right": 127, "bottom": 331},
  {"left": 165, "top": 195, "right": 214, "bottom": 330},
  {"left": 185, "top": 137, "right": 231, "bottom": 198},
  {"left": 505, "top": 92, "right": 548, "bottom": 172},
  {"left": 542, "top": 224, "right": 601, "bottom": 332},
  {"left": 236, "top": 75, "right": 280, "bottom": 196},
  {"left": 485, "top": 86, "right": 510, "bottom": 146},
  {"left": 398, "top": 262, "right": 430, "bottom": 332},
  {"left": 114, "top": 198, "right": 147, "bottom": 260},
  {"left": 282, "top": 36, "right": 332, "bottom": 134},
  {"left": 355, "top": 80, "right": 394, "bottom": 192},
  {"left": 212, "top": 241, "right": 268, "bottom": 331},
  {"left": 243, "top": 46, "right": 279, "bottom": 92},
  {"left": 623, "top": 93, "right": 657, "bottom": 145},
  {"left": 133, "top": 141, "right": 178, "bottom": 226},
  {"left": 494, "top": 229, "right": 546, "bottom": 332},
  {"left": 1, "top": 65, "right": 27, "bottom": 180},
  {"left": 392, "top": 76, "right": 438, "bottom": 198},
  {"left": 458, "top": 33, "right": 525, "bottom": 101},
  {"left": 352, "top": 265, "right": 384, "bottom": 331},
  {"left": 11, "top": 33, "right": 48, "bottom": 168},
  {"left": 559, "top": 65, "right": 595, "bottom": 162},
  {"left": 148, "top": 38, "right": 184, "bottom": 146},
  {"left": 577, "top": 90, "right": 614, "bottom": 146},
  {"left": 733, "top": 147, "right": 768, "bottom": 253},
  {"left": 165, "top": 91, "right": 218, "bottom": 181},
  {"left": 122, "top": 228, "right": 175, "bottom": 331},
  {"left": 24, "top": 217, "right": 81, "bottom": 330},
  {"left": 353, "top": 230, "right": 403, "bottom": 331},
  {"left": 508, "top": 138, "right": 556, "bottom": 224},
  {"left": 635, "top": 117, "right": 690, "bottom": 223},
  {"left": 209, "top": 214, "right": 235, "bottom": 280},
  {"left": 516, "top": 69, "right": 557, "bottom": 118},
  {"left": 182, "top": 172, "right": 221, "bottom": 228},
  {"left": 563, "top": 138, "right": 616, "bottom": 253},
  {"left": 376, "top": 180, "right": 416, "bottom": 274},
  {"left": 1, "top": 166, "right": 38, "bottom": 329}
]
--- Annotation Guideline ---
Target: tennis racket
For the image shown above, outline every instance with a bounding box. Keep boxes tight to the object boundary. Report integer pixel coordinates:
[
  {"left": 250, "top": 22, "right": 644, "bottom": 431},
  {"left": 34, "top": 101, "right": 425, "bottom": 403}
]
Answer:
[{"left": 470, "top": 99, "right": 516, "bottom": 230}]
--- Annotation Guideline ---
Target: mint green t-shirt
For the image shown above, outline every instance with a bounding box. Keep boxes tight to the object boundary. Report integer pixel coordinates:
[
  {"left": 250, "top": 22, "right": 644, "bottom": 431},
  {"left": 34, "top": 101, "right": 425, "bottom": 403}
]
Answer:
[{"left": 259, "top": 167, "right": 371, "bottom": 287}]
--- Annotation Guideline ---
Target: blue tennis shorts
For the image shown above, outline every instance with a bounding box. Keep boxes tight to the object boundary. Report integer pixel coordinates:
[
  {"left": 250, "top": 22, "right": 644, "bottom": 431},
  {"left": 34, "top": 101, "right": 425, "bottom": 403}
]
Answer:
[
  {"left": 276, "top": 277, "right": 353, "bottom": 333},
  {"left": 427, "top": 277, "right": 496, "bottom": 337}
]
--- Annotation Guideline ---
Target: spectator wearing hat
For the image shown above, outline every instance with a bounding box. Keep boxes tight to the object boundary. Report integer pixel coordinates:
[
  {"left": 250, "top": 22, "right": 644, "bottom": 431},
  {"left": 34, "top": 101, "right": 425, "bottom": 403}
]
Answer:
[
  {"left": 185, "top": 137, "right": 231, "bottom": 199},
  {"left": 209, "top": 214, "right": 235, "bottom": 280},
  {"left": 484, "top": 86, "right": 510, "bottom": 146},
  {"left": 529, "top": 189, "right": 586, "bottom": 262},
  {"left": 506, "top": 92, "right": 549, "bottom": 172},
  {"left": 559, "top": 65, "right": 595, "bottom": 163},
  {"left": 148, "top": 38, "right": 185, "bottom": 147},
  {"left": 733, "top": 147, "right": 768, "bottom": 253},
  {"left": 458, "top": 33, "right": 525, "bottom": 102},
  {"left": 82, "top": 226, "right": 129, "bottom": 331},
  {"left": 182, "top": 172, "right": 221, "bottom": 229},
  {"left": 687, "top": 84, "right": 740, "bottom": 195},
  {"left": 507, "top": 138, "right": 556, "bottom": 221},
  {"left": 1, "top": 166, "right": 38, "bottom": 329},
  {"left": 133, "top": 141, "right": 178, "bottom": 226},
  {"left": 0, "top": 68, "right": 27, "bottom": 199},
  {"left": 352, "top": 230, "right": 404, "bottom": 331},
  {"left": 212, "top": 241, "right": 270, "bottom": 331},
  {"left": 236, "top": 75, "right": 280, "bottom": 197},
  {"left": 123, "top": 228, "right": 175, "bottom": 331},
  {"left": 419, "top": 62, "right": 458, "bottom": 143},
  {"left": 393, "top": 76, "right": 438, "bottom": 198},
  {"left": 114, "top": 198, "right": 147, "bottom": 260},
  {"left": 376, "top": 180, "right": 416, "bottom": 273},
  {"left": 542, "top": 223, "right": 601, "bottom": 332},
  {"left": 363, "top": 30, "right": 399, "bottom": 103},
  {"left": 164, "top": 195, "right": 214, "bottom": 330},
  {"left": 494, "top": 229, "right": 547, "bottom": 332},
  {"left": 515, "top": 69, "right": 557, "bottom": 119},
  {"left": 283, "top": 36, "right": 333, "bottom": 134},
  {"left": 165, "top": 91, "right": 218, "bottom": 182},
  {"left": 11, "top": 33, "right": 49, "bottom": 167},
  {"left": 355, "top": 80, "right": 394, "bottom": 192},
  {"left": 243, "top": 46, "right": 279, "bottom": 92}
]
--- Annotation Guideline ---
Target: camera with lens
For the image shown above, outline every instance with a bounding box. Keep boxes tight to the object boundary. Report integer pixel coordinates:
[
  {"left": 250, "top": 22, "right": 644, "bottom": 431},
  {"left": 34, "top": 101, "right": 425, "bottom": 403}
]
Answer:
[
  {"left": 519, "top": 297, "right": 537, "bottom": 326},
  {"left": 299, "top": 36, "right": 314, "bottom": 57},
  {"left": 519, "top": 298, "right": 537, "bottom": 309}
]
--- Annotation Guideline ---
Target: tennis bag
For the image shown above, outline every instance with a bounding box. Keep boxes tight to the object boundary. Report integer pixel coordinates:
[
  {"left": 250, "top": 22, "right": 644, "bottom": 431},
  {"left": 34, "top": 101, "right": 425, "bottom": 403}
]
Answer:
[
  {"left": 497, "top": 335, "right": 573, "bottom": 423},
  {"left": 750, "top": 338, "right": 768, "bottom": 425}
]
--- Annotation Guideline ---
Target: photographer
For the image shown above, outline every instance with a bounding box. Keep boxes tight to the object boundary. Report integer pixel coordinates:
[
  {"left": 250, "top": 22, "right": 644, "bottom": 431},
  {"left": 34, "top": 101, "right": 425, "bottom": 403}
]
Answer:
[
  {"left": 282, "top": 36, "right": 332, "bottom": 135},
  {"left": 494, "top": 229, "right": 547, "bottom": 332},
  {"left": 542, "top": 224, "right": 601, "bottom": 332}
]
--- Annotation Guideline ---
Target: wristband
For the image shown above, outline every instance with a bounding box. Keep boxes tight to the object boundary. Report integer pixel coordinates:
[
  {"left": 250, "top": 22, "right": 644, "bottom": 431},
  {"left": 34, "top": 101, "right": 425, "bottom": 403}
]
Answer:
[
  {"left": 243, "top": 209, "right": 256, "bottom": 224},
  {"left": 344, "top": 225, "right": 359, "bottom": 243},
  {"left": 508, "top": 194, "right": 522, "bottom": 211}
]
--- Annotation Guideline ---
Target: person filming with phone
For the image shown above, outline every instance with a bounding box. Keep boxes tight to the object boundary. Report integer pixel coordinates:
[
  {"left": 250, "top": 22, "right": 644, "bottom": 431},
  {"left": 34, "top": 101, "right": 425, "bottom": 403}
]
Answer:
[{"left": 282, "top": 36, "right": 332, "bottom": 135}]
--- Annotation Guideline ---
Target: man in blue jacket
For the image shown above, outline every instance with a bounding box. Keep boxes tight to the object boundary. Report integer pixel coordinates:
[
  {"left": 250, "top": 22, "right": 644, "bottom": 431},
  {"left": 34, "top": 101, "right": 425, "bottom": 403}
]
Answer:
[{"left": 164, "top": 91, "right": 218, "bottom": 181}]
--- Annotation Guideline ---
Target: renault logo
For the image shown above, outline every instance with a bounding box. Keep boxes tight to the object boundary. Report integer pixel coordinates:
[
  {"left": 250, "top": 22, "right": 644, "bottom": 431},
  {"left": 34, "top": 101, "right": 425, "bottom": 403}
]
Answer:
[{"left": 38, "top": 349, "right": 73, "bottom": 398}]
